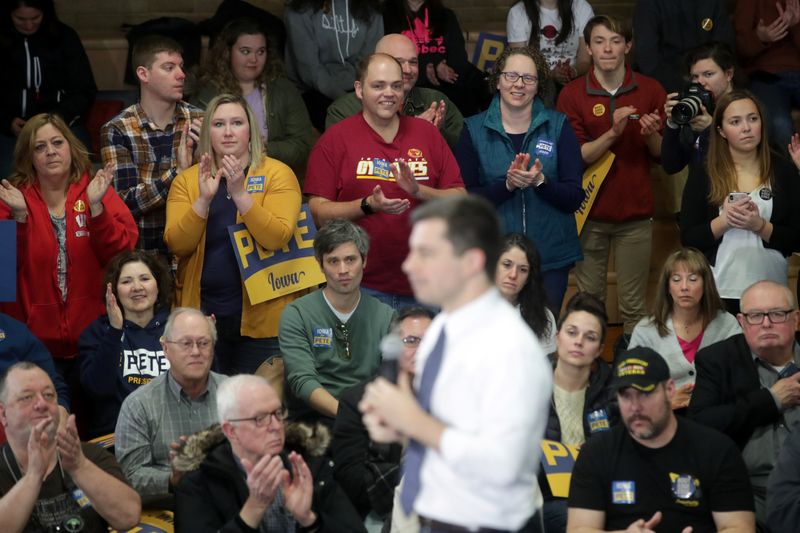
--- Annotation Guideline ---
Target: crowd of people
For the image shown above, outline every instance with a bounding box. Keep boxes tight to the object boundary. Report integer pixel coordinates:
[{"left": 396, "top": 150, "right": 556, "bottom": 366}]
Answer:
[{"left": 2, "top": 0, "right": 800, "bottom": 532}]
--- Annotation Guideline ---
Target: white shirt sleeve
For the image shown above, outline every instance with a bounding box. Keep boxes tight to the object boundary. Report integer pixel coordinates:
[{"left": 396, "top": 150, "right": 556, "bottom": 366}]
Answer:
[
  {"left": 507, "top": 2, "right": 533, "bottom": 44},
  {"left": 573, "top": 0, "right": 595, "bottom": 36}
]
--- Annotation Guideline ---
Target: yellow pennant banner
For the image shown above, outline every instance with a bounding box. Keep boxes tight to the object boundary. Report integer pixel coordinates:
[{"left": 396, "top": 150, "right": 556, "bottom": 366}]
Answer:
[
  {"left": 540, "top": 439, "right": 581, "bottom": 498},
  {"left": 228, "top": 204, "right": 325, "bottom": 304},
  {"left": 575, "top": 151, "right": 615, "bottom": 235},
  {"left": 112, "top": 510, "right": 173, "bottom": 532}
]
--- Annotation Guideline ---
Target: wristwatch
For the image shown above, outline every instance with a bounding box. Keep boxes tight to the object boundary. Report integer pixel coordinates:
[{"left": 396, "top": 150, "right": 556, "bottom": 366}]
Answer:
[{"left": 360, "top": 196, "right": 374, "bottom": 215}]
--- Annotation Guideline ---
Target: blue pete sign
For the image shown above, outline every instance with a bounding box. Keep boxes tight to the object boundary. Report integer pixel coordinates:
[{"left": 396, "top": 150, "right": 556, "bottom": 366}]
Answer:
[
  {"left": 0, "top": 221, "right": 16, "bottom": 302},
  {"left": 471, "top": 32, "right": 507, "bottom": 72},
  {"left": 228, "top": 204, "right": 325, "bottom": 304}
]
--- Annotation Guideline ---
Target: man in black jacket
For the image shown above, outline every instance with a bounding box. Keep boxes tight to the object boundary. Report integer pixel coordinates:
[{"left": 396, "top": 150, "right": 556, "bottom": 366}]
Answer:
[
  {"left": 174, "top": 374, "right": 318, "bottom": 532},
  {"left": 689, "top": 279, "right": 800, "bottom": 528},
  {"left": 332, "top": 306, "right": 433, "bottom": 519},
  {"left": 173, "top": 374, "right": 365, "bottom": 532}
]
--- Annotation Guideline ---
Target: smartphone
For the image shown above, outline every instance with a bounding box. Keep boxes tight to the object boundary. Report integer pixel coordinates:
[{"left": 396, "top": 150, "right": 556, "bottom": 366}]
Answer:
[{"left": 728, "top": 192, "right": 748, "bottom": 203}]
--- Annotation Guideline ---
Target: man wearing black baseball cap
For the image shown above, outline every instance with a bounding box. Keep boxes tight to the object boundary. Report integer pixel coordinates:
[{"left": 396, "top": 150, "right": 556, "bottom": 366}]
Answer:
[{"left": 566, "top": 347, "right": 755, "bottom": 533}]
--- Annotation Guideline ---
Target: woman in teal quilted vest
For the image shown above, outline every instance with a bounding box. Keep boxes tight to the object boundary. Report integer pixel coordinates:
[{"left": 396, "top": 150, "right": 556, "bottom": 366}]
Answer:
[{"left": 456, "top": 45, "right": 584, "bottom": 312}]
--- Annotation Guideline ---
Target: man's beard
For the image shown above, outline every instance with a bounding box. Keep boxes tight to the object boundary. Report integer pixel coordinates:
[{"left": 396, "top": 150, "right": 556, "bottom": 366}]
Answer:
[
  {"left": 624, "top": 401, "right": 670, "bottom": 441},
  {"left": 21, "top": 413, "right": 58, "bottom": 445}
]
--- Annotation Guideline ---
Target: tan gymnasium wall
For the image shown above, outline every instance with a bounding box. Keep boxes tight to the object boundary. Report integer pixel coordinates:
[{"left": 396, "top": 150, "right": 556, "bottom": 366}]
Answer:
[
  {"left": 59, "top": 0, "right": 637, "bottom": 34},
  {"left": 63, "top": 0, "right": 637, "bottom": 90}
]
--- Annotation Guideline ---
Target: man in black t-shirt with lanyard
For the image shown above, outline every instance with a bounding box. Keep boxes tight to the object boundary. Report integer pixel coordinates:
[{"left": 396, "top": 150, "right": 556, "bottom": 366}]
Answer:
[
  {"left": 567, "top": 347, "right": 755, "bottom": 533},
  {"left": 0, "top": 362, "right": 141, "bottom": 532}
]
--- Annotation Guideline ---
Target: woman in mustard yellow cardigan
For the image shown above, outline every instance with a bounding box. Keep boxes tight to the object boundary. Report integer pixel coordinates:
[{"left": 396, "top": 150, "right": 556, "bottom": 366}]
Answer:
[{"left": 165, "top": 93, "right": 302, "bottom": 374}]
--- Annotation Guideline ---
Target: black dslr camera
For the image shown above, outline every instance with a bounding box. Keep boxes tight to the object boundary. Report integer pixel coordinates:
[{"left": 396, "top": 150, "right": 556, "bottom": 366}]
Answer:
[{"left": 671, "top": 83, "right": 714, "bottom": 126}]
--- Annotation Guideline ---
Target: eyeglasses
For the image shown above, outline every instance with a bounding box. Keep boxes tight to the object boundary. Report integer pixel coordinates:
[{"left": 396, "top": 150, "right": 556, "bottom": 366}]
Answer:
[
  {"left": 229, "top": 406, "right": 287, "bottom": 427},
  {"left": 333, "top": 323, "right": 352, "bottom": 360},
  {"left": 402, "top": 335, "right": 422, "bottom": 346},
  {"left": 501, "top": 72, "right": 539, "bottom": 85},
  {"left": 164, "top": 338, "right": 213, "bottom": 351},
  {"left": 741, "top": 309, "right": 796, "bottom": 325}
]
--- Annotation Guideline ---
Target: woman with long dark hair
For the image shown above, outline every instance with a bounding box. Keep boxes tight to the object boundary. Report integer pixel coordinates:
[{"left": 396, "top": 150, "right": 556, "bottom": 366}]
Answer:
[
  {"left": 0, "top": 0, "right": 96, "bottom": 177},
  {"left": 506, "top": 0, "right": 593, "bottom": 102},
  {"left": 80, "top": 250, "right": 174, "bottom": 437},
  {"left": 193, "top": 17, "right": 312, "bottom": 172},
  {"left": 383, "top": 0, "right": 491, "bottom": 116},
  {"left": 679, "top": 90, "right": 800, "bottom": 313},
  {"left": 496, "top": 233, "right": 556, "bottom": 353},
  {"left": 542, "top": 291, "right": 616, "bottom": 533}
]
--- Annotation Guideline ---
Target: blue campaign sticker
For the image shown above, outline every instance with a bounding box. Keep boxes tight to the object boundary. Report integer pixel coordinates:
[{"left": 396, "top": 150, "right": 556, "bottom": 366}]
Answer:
[
  {"left": 612, "top": 481, "right": 636, "bottom": 504},
  {"left": 372, "top": 158, "right": 393, "bottom": 179},
  {"left": 246, "top": 175, "right": 265, "bottom": 193},
  {"left": 534, "top": 139, "right": 555, "bottom": 157},
  {"left": 312, "top": 327, "right": 333, "bottom": 348},
  {"left": 71, "top": 487, "right": 92, "bottom": 509},
  {"left": 587, "top": 409, "right": 610, "bottom": 433}
]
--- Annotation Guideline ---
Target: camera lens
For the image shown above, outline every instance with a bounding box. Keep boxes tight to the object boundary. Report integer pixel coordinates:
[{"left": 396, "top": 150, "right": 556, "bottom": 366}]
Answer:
[{"left": 671, "top": 95, "right": 701, "bottom": 126}]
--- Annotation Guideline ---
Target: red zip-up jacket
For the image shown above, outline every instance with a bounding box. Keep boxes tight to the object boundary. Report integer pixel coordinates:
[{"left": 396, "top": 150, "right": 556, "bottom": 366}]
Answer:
[{"left": 0, "top": 172, "right": 138, "bottom": 359}]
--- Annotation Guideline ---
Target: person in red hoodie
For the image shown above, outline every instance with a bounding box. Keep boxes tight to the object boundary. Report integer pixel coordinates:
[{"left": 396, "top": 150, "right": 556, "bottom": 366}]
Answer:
[{"left": 0, "top": 113, "right": 138, "bottom": 385}]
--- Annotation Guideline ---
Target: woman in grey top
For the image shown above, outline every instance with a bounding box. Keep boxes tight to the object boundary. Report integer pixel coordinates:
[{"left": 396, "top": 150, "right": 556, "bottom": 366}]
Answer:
[{"left": 629, "top": 247, "right": 740, "bottom": 409}]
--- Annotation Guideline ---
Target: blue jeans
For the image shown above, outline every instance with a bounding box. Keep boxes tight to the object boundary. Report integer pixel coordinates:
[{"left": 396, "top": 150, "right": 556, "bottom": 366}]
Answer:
[
  {"left": 749, "top": 70, "right": 800, "bottom": 149},
  {"left": 213, "top": 314, "right": 281, "bottom": 375},
  {"left": 542, "top": 265, "right": 573, "bottom": 317},
  {"left": 542, "top": 499, "right": 567, "bottom": 533}
]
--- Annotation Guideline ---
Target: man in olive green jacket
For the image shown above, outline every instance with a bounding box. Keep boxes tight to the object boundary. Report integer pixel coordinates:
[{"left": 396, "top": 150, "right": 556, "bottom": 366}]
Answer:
[{"left": 325, "top": 34, "right": 463, "bottom": 149}]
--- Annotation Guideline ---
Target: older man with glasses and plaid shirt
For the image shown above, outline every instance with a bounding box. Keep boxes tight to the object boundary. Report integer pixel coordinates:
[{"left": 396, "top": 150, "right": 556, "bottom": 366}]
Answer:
[
  {"left": 690, "top": 279, "right": 800, "bottom": 529},
  {"left": 115, "top": 307, "right": 227, "bottom": 506},
  {"left": 279, "top": 219, "right": 394, "bottom": 427}
]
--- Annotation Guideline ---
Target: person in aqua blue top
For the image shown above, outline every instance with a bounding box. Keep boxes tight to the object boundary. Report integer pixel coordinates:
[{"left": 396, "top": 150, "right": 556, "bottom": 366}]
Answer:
[{"left": 457, "top": 45, "right": 584, "bottom": 313}]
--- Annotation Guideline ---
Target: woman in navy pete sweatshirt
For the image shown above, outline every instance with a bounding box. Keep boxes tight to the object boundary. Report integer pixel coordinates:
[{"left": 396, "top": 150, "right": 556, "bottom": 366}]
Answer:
[{"left": 79, "top": 250, "right": 173, "bottom": 438}]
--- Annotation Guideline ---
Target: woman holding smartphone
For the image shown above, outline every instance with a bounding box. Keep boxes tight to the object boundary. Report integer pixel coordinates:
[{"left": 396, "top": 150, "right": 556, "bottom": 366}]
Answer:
[{"left": 679, "top": 90, "right": 800, "bottom": 313}]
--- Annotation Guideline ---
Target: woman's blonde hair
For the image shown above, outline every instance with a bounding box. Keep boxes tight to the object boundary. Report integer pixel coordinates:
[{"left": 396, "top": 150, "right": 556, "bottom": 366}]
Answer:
[
  {"left": 198, "top": 94, "right": 263, "bottom": 172},
  {"left": 707, "top": 90, "right": 772, "bottom": 206},
  {"left": 9, "top": 113, "right": 91, "bottom": 187}
]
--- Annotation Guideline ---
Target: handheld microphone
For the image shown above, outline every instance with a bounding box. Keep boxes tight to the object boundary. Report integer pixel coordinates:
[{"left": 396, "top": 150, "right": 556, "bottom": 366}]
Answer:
[{"left": 379, "top": 333, "right": 405, "bottom": 382}]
